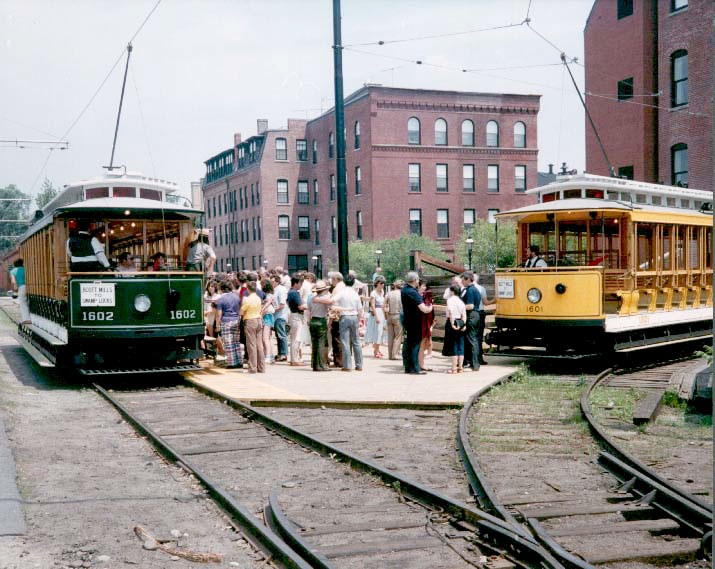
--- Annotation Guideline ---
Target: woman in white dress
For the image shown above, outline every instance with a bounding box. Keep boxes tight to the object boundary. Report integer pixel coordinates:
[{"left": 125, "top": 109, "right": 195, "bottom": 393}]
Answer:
[{"left": 364, "top": 276, "right": 386, "bottom": 358}]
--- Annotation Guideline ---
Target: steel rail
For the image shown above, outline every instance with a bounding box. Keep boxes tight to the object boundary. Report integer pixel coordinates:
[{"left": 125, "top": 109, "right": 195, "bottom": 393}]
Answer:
[
  {"left": 580, "top": 370, "right": 713, "bottom": 514},
  {"left": 456, "top": 373, "right": 600, "bottom": 569},
  {"left": 93, "top": 384, "right": 314, "bottom": 569},
  {"left": 186, "top": 378, "right": 565, "bottom": 569},
  {"left": 265, "top": 492, "right": 335, "bottom": 569}
]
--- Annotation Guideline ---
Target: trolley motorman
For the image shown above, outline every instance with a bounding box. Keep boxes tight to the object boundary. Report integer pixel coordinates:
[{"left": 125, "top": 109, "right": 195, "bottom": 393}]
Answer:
[{"left": 66, "top": 220, "right": 110, "bottom": 272}]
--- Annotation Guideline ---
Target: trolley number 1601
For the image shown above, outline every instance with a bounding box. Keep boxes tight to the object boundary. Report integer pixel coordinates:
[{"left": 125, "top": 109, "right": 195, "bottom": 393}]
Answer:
[{"left": 170, "top": 309, "right": 196, "bottom": 320}]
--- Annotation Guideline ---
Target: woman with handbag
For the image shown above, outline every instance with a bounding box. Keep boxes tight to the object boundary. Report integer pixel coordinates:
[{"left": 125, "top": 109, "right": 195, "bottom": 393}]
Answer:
[
  {"left": 442, "top": 284, "right": 467, "bottom": 373},
  {"left": 364, "top": 276, "right": 386, "bottom": 358}
]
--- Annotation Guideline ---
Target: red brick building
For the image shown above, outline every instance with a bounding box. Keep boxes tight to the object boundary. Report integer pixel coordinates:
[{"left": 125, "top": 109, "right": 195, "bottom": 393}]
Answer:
[
  {"left": 584, "top": 0, "right": 713, "bottom": 191},
  {"left": 202, "top": 86, "right": 540, "bottom": 274}
]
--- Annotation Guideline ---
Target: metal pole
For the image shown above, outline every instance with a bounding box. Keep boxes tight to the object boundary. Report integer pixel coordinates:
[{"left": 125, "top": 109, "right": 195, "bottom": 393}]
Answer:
[
  {"left": 468, "top": 247, "right": 472, "bottom": 271},
  {"left": 332, "top": 0, "right": 349, "bottom": 276},
  {"left": 109, "top": 43, "right": 133, "bottom": 170}
]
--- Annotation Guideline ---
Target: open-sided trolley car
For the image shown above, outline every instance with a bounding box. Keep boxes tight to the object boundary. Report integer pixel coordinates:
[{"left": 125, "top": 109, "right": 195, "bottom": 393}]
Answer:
[
  {"left": 17, "top": 171, "right": 205, "bottom": 375},
  {"left": 487, "top": 174, "right": 713, "bottom": 357}
]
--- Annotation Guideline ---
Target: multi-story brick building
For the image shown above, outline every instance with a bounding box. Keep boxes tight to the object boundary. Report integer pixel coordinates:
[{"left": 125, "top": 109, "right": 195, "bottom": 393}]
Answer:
[
  {"left": 584, "top": 0, "right": 713, "bottom": 191},
  {"left": 202, "top": 86, "right": 540, "bottom": 274}
]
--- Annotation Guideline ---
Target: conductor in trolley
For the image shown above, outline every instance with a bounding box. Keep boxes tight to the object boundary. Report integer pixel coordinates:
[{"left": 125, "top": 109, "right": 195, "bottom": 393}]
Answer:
[
  {"left": 66, "top": 220, "right": 110, "bottom": 272},
  {"left": 524, "top": 245, "right": 548, "bottom": 268}
]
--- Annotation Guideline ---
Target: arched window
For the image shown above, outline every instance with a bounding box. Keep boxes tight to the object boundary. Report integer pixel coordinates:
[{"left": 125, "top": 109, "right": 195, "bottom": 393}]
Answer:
[
  {"left": 328, "top": 132, "right": 334, "bottom": 158},
  {"left": 671, "top": 143, "right": 688, "bottom": 186},
  {"left": 461, "top": 120, "right": 474, "bottom": 146},
  {"left": 486, "top": 121, "right": 499, "bottom": 147},
  {"left": 407, "top": 117, "right": 420, "bottom": 145},
  {"left": 354, "top": 121, "right": 360, "bottom": 149},
  {"left": 513, "top": 122, "right": 526, "bottom": 148},
  {"left": 434, "top": 118, "right": 447, "bottom": 145},
  {"left": 671, "top": 50, "right": 688, "bottom": 107}
]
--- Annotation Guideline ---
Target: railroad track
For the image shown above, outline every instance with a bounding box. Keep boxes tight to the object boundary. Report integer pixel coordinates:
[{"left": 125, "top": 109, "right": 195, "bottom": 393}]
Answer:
[
  {"left": 94, "top": 381, "right": 563, "bottom": 569},
  {"left": 458, "top": 362, "right": 712, "bottom": 568}
]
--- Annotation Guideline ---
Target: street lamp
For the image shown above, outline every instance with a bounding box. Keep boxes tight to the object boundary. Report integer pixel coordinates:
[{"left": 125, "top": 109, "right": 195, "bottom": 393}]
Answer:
[
  {"left": 311, "top": 255, "right": 318, "bottom": 276},
  {"left": 465, "top": 238, "right": 474, "bottom": 271},
  {"left": 375, "top": 249, "right": 382, "bottom": 268}
]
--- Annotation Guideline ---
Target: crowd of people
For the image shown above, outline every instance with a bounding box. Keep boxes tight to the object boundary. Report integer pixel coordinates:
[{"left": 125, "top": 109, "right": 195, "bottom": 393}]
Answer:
[{"left": 202, "top": 265, "right": 492, "bottom": 376}]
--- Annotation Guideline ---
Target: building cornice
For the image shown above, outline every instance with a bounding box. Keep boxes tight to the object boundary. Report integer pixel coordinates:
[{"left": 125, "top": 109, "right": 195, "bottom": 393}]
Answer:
[
  {"left": 375, "top": 100, "right": 539, "bottom": 115},
  {"left": 371, "top": 144, "right": 538, "bottom": 156}
]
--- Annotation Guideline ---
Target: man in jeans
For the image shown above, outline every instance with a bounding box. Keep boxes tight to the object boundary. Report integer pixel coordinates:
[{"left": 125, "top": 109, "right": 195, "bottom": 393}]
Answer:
[
  {"left": 287, "top": 275, "right": 307, "bottom": 366},
  {"left": 460, "top": 271, "right": 482, "bottom": 371},
  {"left": 333, "top": 275, "right": 363, "bottom": 371},
  {"left": 272, "top": 275, "right": 289, "bottom": 361},
  {"left": 383, "top": 279, "right": 404, "bottom": 360}
]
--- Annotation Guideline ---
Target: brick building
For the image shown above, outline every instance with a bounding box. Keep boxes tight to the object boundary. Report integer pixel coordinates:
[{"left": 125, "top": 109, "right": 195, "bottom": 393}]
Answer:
[
  {"left": 202, "top": 86, "right": 540, "bottom": 274},
  {"left": 584, "top": 0, "right": 713, "bottom": 191}
]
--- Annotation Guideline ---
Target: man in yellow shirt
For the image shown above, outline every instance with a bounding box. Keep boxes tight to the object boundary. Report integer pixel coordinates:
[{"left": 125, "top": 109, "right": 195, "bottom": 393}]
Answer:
[{"left": 240, "top": 281, "right": 265, "bottom": 373}]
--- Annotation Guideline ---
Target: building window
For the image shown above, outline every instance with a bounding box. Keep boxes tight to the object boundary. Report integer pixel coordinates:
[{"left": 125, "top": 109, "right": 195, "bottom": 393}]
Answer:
[
  {"left": 408, "top": 163, "right": 421, "bottom": 192},
  {"left": 257, "top": 217, "right": 262, "bottom": 240},
  {"left": 409, "top": 209, "right": 422, "bottom": 236},
  {"left": 617, "top": 0, "right": 632, "bottom": 18},
  {"left": 212, "top": 197, "right": 216, "bottom": 217},
  {"left": 488, "top": 165, "right": 499, "bottom": 192},
  {"left": 436, "top": 164, "right": 448, "bottom": 192},
  {"left": 515, "top": 165, "right": 526, "bottom": 192},
  {"left": 218, "top": 196, "right": 222, "bottom": 216},
  {"left": 487, "top": 209, "right": 499, "bottom": 224},
  {"left": 278, "top": 215, "right": 290, "bottom": 240},
  {"left": 462, "top": 120, "right": 474, "bottom": 146},
  {"left": 313, "top": 180, "right": 319, "bottom": 204},
  {"left": 618, "top": 77, "right": 634, "bottom": 101},
  {"left": 251, "top": 256, "right": 256, "bottom": 270},
  {"left": 463, "top": 209, "right": 475, "bottom": 231},
  {"left": 296, "top": 139, "right": 308, "bottom": 161},
  {"left": 315, "top": 219, "right": 320, "bottom": 245},
  {"left": 251, "top": 184, "right": 255, "bottom": 206},
  {"left": 435, "top": 118, "right": 447, "bottom": 145},
  {"left": 671, "top": 0, "right": 687, "bottom": 12},
  {"left": 618, "top": 166, "right": 634, "bottom": 180},
  {"left": 297, "top": 180, "right": 309, "bottom": 204},
  {"left": 275, "top": 137, "right": 287, "bottom": 160},
  {"left": 277, "top": 179, "right": 289, "bottom": 204},
  {"left": 312, "top": 140, "right": 318, "bottom": 164},
  {"left": 288, "top": 255, "right": 308, "bottom": 273},
  {"left": 354, "top": 166, "right": 361, "bottom": 195},
  {"left": 486, "top": 121, "right": 499, "bottom": 147},
  {"left": 330, "top": 174, "right": 336, "bottom": 201},
  {"left": 671, "top": 50, "right": 688, "bottom": 107},
  {"left": 241, "top": 257, "right": 246, "bottom": 270},
  {"left": 331, "top": 216, "right": 336, "bottom": 243},
  {"left": 354, "top": 121, "right": 360, "bottom": 149},
  {"left": 328, "top": 132, "right": 334, "bottom": 158},
  {"left": 298, "top": 216, "right": 310, "bottom": 240},
  {"left": 407, "top": 117, "right": 420, "bottom": 145},
  {"left": 437, "top": 209, "right": 449, "bottom": 239},
  {"left": 671, "top": 143, "right": 688, "bottom": 186},
  {"left": 240, "top": 220, "right": 244, "bottom": 243},
  {"left": 256, "top": 182, "right": 260, "bottom": 205},
  {"left": 252, "top": 218, "right": 257, "bottom": 241},
  {"left": 463, "top": 164, "right": 475, "bottom": 192},
  {"left": 513, "top": 121, "right": 526, "bottom": 148},
  {"left": 356, "top": 211, "right": 363, "bottom": 240}
]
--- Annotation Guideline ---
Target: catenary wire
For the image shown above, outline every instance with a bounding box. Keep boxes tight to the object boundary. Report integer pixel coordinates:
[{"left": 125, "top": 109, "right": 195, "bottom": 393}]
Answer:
[{"left": 585, "top": 91, "right": 711, "bottom": 118}]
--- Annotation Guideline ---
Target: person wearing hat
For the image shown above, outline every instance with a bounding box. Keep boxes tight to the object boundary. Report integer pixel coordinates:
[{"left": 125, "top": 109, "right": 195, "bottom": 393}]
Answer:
[
  {"left": 184, "top": 228, "right": 216, "bottom": 273},
  {"left": 307, "top": 279, "right": 333, "bottom": 371}
]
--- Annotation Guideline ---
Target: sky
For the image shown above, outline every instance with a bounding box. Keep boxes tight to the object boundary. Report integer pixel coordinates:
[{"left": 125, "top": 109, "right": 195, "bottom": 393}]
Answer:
[{"left": 1, "top": 0, "right": 595, "bottom": 202}]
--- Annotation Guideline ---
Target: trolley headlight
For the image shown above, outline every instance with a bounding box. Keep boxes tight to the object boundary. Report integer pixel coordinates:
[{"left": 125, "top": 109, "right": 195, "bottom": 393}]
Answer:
[
  {"left": 134, "top": 294, "right": 151, "bottom": 313},
  {"left": 527, "top": 288, "right": 542, "bottom": 304}
]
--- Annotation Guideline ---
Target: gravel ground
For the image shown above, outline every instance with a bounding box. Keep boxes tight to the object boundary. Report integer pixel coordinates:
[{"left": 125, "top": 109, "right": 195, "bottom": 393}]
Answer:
[
  {"left": 266, "top": 407, "right": 472, "bottom": 503},
  {"left": 109, "top": 386, "right": 488, "bottom": 568},
  {"left": 467, "top": 372, "right": 707, "bottom": 569},
  {"left": 0, "top": 311, "right": 280, "bottom": 569}
]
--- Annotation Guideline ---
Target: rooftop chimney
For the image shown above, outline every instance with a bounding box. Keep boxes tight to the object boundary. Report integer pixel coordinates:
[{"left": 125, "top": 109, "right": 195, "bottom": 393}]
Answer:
[
  {"left": 233, "top": 133, "right": 242, "bottom": 146},
  {"left": 548, "top": 163, "right": 554, "bottom": 175},
  {"left": 257, "top": 119, "right": 268, "bottom": 135}
]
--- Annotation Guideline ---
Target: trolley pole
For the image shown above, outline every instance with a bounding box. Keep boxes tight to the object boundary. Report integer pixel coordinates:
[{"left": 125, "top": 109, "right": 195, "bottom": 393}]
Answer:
[{"left": 332, "top": 0, "right": 349, "bottom": 276}]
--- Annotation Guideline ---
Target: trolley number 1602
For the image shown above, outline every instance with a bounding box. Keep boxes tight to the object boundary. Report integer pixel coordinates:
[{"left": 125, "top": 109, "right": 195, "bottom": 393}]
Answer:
[
  {"left": 81, "top": 311, "right": 114, "bottom": 321},
  {"left": 169, "top": 309, "right": 196, "bottom": 320}
]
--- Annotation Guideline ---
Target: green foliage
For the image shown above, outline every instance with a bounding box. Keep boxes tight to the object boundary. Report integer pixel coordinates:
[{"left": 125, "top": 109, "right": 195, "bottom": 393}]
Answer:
[
  {"left": 662, "top": 389, "right": 687, "bottom": 410},
  {"left": 695, "top": 345, "right": 712, "bottom": 365},
  {"left": 0, "top": 184, "right": 31, "bottom": 253},
  {"left": 343, "top": 234, "right": 445, "bottom": 283},
  {"left": 454, "top": 219, "right": 517, "bottom": 272},
  {"left": 35, "top": 178, "right": 58, "bottom": 210}
]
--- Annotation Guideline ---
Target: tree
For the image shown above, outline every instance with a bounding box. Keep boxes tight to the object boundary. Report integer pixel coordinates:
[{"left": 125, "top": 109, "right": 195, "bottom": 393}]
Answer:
[
  {"left": 0, "top": 185, "right": 31, "bottom": 253},
  {"left": 36, "top": 178, "right": 58, "bottom": 210},
  {"left": 454, "top": 219, "right": 517, "bottom": 273},
  {"left": 341, "top": 233, "right": 445, "bottom": 283}
]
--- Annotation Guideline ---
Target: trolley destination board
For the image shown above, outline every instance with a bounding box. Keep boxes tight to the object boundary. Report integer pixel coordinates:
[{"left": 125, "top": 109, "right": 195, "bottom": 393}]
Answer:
[{"left": 79, "top": 282, "right": 116, "bottom": 307}]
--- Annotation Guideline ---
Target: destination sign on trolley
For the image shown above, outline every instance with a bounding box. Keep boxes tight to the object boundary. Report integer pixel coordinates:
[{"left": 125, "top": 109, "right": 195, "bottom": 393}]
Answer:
[
  {"left": 497, "top": 278, "right": 514, "bottom": 299},
  {"left": 80, "top": 282, "right": 116, "bottom": 307}
]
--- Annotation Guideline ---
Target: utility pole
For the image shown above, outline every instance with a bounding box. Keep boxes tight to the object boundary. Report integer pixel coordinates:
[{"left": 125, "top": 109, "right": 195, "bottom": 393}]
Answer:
[{"left": 332, "top": 0, "right": 349, "bottom": 276}]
